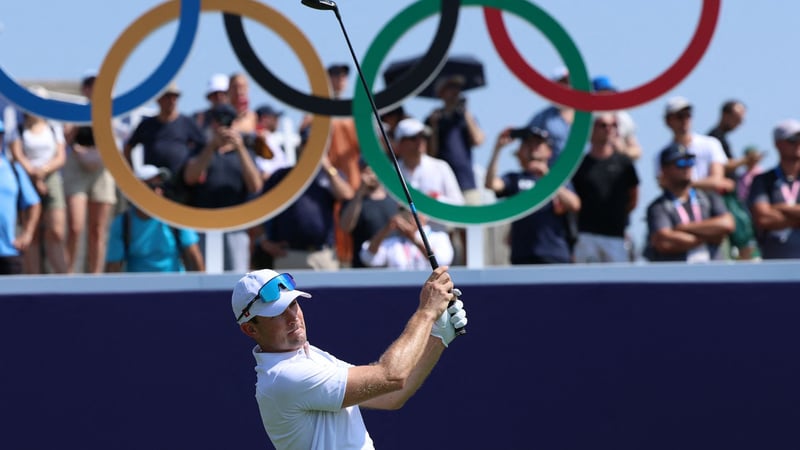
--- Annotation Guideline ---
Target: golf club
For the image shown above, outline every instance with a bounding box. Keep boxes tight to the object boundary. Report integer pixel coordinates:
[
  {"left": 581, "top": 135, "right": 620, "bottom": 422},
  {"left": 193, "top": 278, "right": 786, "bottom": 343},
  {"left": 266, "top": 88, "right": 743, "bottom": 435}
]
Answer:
[{"left": 300, "top": 0, "right": 465, "bottom": 335}]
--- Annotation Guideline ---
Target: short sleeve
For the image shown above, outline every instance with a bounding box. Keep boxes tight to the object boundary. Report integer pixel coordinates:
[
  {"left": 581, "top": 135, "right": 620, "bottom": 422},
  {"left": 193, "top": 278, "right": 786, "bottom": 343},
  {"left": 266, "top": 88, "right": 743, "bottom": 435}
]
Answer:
[
  {"left": 647, "top": 200, "right": 673, "bottom": 234},
  {"left": 270, "top": 359, "right": 348, "bottom": 412}
]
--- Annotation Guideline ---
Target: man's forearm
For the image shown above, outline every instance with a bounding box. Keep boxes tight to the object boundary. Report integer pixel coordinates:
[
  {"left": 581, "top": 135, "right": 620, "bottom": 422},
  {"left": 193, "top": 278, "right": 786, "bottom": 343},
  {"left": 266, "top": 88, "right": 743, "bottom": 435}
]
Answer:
[
  {"left": 375, "top": 309, "right": 438, "bottom": 392},
  {"left": 365, "top": 337, "right": 444, "bottom": 409},
  {"left": 676, "top": 215, "right": 734, "bottom": 240}
]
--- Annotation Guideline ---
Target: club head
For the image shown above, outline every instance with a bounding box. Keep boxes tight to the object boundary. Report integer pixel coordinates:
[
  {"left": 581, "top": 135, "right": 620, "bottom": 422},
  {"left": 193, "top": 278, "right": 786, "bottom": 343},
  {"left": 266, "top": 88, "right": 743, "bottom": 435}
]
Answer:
[{"left": 301, "top": 0, "right": 337, "bottom": 11}]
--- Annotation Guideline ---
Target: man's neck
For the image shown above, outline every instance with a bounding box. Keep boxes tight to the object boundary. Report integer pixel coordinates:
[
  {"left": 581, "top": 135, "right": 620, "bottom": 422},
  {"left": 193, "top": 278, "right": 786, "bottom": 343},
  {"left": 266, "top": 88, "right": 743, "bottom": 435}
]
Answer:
[
  {"left": 588, "top": 143, "right": 615, "bottom": 159},
  {"left": 158, "top": 110, "right": 178, "bottom": 123},
  {"left": 780, "top": 160, "right": 800, "bottom": 180},
  {"left": 402, "top": 153, "right": 422, "bottom": 170},
  {"left": 674, "top": 132, "right": 692, "bottom": 146},
  {"left": 666, "top": 185, "right": 691, "bottom": 201}
]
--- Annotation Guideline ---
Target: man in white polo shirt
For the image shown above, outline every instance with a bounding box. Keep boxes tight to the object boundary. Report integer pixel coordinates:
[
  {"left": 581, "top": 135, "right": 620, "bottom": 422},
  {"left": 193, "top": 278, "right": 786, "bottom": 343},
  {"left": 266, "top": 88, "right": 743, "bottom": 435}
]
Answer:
[
  {"left": 232, "top": 268, "right": 467, "bottom": 450},
  {"left": 656, "top": 96, "right": 734, "bottom": 194},
  {"left": 394, "top": 117, "right": 464, "bottom": 207}
]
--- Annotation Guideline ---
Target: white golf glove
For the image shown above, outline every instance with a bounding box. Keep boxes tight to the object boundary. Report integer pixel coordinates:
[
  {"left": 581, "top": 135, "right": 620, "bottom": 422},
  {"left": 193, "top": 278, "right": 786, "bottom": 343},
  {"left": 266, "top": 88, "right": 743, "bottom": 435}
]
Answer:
[{"left": 431, "top": 296, "right": 468, "bottom": 347}]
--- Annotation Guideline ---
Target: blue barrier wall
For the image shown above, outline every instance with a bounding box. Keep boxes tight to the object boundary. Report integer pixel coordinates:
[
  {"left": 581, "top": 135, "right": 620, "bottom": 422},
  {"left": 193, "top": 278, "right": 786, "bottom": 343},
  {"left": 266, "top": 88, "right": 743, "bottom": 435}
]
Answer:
[{"left": 2, "top": 270, "right": 800, "bottom": 449}]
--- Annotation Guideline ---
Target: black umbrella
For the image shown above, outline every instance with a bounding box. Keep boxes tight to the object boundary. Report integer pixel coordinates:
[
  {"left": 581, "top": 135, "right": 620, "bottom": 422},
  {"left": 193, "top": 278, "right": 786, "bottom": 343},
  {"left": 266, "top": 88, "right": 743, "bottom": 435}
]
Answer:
[{"left": 382, "top": 54, "right": 486, "bottom": 99}]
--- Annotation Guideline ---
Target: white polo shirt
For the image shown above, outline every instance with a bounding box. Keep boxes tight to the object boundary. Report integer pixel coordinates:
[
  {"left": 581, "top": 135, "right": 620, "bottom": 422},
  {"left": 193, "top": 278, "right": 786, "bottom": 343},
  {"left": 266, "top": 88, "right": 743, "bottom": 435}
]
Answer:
[
  {"left": 400, "top": 154, "right": 465, "bottom": 206},
  {"left": 252, "top": 344, "right": 374, "bottom": 450}
]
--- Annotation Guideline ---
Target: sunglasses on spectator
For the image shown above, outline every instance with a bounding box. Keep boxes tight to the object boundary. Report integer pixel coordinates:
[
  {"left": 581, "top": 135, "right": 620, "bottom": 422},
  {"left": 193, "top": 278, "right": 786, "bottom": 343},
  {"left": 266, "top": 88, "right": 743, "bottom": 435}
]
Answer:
[
  {"left": 594, "top": 121, "right": 618, "bottom": 129},
  {"left": 673, "top": 158, "right": 695, "bottom": 168},
  {"left": 236, "top": 273, "right": 296, "bottom": 322}
]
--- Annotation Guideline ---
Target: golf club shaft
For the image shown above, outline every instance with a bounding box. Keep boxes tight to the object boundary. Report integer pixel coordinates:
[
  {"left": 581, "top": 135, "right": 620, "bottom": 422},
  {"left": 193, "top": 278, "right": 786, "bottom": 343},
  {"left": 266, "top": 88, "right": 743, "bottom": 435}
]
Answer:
[
  {"left": 331, "top": 7, "right": 439, "bottom": 271},
  {"left": 305, "top": 0, "right": 465, "bottom": 335}
]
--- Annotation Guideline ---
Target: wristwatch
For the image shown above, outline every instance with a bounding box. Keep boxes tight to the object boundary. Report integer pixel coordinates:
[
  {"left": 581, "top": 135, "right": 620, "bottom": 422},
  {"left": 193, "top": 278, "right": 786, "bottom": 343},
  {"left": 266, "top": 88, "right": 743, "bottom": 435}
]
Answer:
[{"left": 326, "top": 166, "right": 338, "bottom": 178}]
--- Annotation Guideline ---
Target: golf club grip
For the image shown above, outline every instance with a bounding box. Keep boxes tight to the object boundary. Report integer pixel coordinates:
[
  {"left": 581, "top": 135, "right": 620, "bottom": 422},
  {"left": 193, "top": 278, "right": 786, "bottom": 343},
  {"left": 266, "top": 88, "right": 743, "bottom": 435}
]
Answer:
[
  {"left": 418, "top": 218, "right": 465, "bottom": 336},
  {"left": 451, "top": 288, "right": 466, "bottom": 336}
]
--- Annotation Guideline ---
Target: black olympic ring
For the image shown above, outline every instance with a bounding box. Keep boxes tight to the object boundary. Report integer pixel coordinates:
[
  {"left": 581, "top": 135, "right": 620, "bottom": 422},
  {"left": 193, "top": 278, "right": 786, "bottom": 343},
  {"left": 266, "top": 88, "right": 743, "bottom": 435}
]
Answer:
[{"left": 223, "top": 0, "right": 461, "bottom": 116}]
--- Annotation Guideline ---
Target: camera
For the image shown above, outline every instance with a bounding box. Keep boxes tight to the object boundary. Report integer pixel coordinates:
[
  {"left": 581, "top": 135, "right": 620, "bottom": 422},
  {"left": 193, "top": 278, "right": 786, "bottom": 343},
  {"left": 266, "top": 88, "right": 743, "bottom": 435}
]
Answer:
[{"left": 210, "top": 108, "right": 237, "bottom": 128}]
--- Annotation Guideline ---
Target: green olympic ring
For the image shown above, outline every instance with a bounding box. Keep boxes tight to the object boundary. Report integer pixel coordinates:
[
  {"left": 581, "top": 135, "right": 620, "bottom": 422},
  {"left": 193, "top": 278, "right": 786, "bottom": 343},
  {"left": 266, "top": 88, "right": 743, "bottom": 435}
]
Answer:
[{"left": 354, "top": 0, "right": 592, "bottom": 226}]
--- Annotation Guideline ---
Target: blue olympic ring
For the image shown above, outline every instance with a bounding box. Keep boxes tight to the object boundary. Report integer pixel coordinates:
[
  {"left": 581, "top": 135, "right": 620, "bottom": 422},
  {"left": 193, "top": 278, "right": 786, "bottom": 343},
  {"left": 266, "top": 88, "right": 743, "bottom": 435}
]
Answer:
[{"left": 0, "top": 0, "right": 200, "bottom": 123}]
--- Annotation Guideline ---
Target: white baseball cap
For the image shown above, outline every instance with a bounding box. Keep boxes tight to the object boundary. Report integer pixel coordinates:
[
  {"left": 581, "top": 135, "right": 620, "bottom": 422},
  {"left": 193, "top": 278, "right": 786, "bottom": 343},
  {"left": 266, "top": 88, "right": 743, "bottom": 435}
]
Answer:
[
  {"left": 665, "top": 96, "right": 692, "bottom": 115},
  {"left": 206, "top": 74, "right": 229, "bottom": 97},
  {"left": 134, "top": 164, "right": 171, "bottom": 181},
  {"left": 773, "top": 119, "right": 800, "bottom": 141},
  {"left": 394, "top": 118, "right": 431, "bottom": 140},
  {"left": 231, "top": 269, "right": 312, "bottom": 324}
]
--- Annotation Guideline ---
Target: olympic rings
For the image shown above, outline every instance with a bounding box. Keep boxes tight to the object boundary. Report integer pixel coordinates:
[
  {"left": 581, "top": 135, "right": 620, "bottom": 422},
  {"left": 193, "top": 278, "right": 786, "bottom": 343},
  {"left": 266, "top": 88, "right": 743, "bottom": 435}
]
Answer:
[
  {"left": 222, "top": 0, "right": 462, "bottom": 117},
  {"left": 1, "top": 1, "right": 721, "bottom": 230},
  {"left": 0, "top": 0, "right": 201, "bottom": 123},
  {"left": 91, "top": 0, "right": 331, "bottom": 231},
  {"left": 354, "top": 0, "right": 593, "bottom": 226},
  {"left": 483, "top": 0, "right": 721, "bottom": 111}
]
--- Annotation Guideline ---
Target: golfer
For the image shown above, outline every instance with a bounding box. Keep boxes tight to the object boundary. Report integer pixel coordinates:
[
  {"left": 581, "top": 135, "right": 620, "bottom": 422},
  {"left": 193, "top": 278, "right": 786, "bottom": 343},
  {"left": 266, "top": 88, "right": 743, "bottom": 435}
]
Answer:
[{"left": 232, "top": 267, "right": 467, "bottom": 449}]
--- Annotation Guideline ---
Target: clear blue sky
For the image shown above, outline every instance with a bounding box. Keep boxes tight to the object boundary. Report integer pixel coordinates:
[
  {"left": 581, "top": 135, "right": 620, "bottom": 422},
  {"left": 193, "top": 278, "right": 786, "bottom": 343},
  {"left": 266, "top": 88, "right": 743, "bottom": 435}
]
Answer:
[{"left": 2, "top": 1, "right": 797, "bottom": 250}]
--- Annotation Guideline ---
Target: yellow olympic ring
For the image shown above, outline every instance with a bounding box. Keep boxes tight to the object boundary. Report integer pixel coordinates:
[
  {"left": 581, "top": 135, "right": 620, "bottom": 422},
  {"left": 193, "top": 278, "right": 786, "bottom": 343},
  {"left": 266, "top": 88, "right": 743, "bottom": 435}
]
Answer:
[{"left": 91, "top": 0, "right": 332, "bottom": 231}]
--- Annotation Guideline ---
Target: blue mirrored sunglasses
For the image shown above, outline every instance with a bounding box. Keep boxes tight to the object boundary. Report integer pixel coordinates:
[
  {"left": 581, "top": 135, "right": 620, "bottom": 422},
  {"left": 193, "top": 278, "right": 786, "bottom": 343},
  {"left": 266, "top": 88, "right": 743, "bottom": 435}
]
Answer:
[
  {"left": 237, "top": 273, "right": 296, "bottom": 322},
  {"left": 674, "top": 158, "right": 695, "bottom": 168}
]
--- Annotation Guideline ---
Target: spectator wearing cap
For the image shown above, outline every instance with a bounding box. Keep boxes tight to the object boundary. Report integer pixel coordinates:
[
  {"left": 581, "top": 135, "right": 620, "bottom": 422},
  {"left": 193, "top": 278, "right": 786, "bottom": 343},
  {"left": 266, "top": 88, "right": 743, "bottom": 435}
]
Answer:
[
  {"left": 571, "top": 112, "right": 639, "bottom": 263},
  {"left": 106, "top": 164, "right": 205, "bottom": 272},
  {"left": 124, "top": 81, "right": 206, "bottom": 182},
  {"left": 747, "top": 119, "right": 800, "bottom": 259},
  {"left": 425, "top": 74, "right": 485, "bottom": 205},
  {"left": 11, "top": 90, "right": 69, "bottom": 274},
  {"left": 62, "top": 74, "right": 120, "bottom": 273},
  {"left": 254, "top": 153, "right": 354, "bottom": 271},
  {"left": 394, "top": 118, "right": 463, "bottom": 207},
  {"left": 379, "top": 105, "right": 410, "bottom": 143},
  {"left": 644, "top": 144, "right": 734, "bottom": 263},
  {"left": 591, "top": 75, "right": 642, "bottom": 160},
  {"left": 194, "top": 73, "right": 230, "bottom": 132},
  {"left": 253, "top": 104, "right": 290, "bottom": 181},
  {"left": 300, "top": 62, "right": 362, "bottom": 267},
  {"left": 525, "top": 66, "right": 575, "bottom": 164},
  {"left": 327, "top": 63, "right": 350, "bottom": 98},
  {"left": 485, "top": 125, "right": 581, "bottom": 264},
  {"left": 105, "top": 165, "right": 204, "bottom": 273},
  {"left": 0, "top": 117, "right": 42, "bottom": 275},
  {"left": 340, "top": 159, "right": 401, "bottom": 268},
  {"left": 183, "top": 102, "right": 263, "bottom": 272},
  {"left": 657, "top": 96, "right": 734, "bottom": 195},
  {"left": 228, "top": 73, "right": 258, "bottom": 134}
]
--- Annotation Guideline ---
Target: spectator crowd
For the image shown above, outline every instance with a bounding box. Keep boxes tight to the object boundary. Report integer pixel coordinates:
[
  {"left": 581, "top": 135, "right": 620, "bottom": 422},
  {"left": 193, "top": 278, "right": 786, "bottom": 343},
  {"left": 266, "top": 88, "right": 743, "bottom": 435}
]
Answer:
[{"left": 1, "top": 66, "right": 799, "bottom": 275}]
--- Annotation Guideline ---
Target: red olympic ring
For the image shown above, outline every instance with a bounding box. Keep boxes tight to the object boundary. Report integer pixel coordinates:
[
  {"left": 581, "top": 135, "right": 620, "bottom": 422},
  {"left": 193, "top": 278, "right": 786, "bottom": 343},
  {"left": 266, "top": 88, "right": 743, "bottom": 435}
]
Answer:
[{"left": 483, "top": 0, "right": 721, "bottom": 110}]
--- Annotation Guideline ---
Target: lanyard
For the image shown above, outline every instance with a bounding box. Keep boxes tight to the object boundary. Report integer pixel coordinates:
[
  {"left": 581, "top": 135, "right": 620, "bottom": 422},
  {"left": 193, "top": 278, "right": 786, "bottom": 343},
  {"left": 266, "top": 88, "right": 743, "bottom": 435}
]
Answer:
[
  {"left": 672, "top": 189, "right": 702, "bottom": 225},
  {"left": 775, "top": 168, "right": 800, "bottom": 205}
]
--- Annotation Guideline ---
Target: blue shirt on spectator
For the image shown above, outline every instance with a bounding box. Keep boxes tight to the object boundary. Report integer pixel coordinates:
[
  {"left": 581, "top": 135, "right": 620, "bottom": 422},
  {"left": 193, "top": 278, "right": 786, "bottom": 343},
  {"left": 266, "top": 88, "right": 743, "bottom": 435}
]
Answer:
[
  {"left": 106, "top": 210, "right": 200, "bottom": 272},
  {"left": 0, "top": 145, "right": 40, "bottom": 257}
]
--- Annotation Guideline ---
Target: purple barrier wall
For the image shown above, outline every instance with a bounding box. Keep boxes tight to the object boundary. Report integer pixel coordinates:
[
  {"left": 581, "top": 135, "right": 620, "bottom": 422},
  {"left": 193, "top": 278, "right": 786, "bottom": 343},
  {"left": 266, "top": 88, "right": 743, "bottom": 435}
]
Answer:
[{"left": 2, "top": 282, "right": 800, "bottom": 450}]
